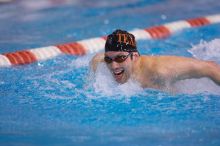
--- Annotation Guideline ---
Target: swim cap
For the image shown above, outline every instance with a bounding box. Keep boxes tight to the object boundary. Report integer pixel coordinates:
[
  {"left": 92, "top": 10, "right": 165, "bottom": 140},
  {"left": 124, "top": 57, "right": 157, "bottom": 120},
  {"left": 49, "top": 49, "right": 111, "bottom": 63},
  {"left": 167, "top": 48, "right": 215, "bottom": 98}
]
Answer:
[{"left": 105, "top": 29, "right": 137, "bottom": 52}]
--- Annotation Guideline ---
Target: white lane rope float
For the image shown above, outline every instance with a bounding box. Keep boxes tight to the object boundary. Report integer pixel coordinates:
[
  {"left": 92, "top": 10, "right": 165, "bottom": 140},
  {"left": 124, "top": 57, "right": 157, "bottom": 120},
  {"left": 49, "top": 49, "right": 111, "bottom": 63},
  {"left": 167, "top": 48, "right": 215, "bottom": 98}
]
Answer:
[{"left": 1, "top": 14, "right": 220, "bottom": 67}]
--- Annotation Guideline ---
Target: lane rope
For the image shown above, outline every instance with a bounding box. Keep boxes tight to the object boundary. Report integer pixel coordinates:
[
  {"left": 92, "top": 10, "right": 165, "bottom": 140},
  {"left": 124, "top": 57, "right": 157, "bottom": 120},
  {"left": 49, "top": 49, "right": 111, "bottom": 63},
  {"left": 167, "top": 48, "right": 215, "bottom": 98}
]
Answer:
[{"left": 1, "top": 14, "right": 220, "bottom": 67}]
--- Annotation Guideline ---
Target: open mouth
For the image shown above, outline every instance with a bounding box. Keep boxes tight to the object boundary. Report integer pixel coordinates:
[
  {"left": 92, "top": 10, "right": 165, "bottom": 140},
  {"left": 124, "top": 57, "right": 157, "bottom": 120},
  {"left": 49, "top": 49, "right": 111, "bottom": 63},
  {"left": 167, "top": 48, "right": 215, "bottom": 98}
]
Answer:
[
  {"left": 113, "top": 69, "right": 124, "bottom": 76},
  {"left": 112, "top": 68, "right": 125, "bottom": 82}
]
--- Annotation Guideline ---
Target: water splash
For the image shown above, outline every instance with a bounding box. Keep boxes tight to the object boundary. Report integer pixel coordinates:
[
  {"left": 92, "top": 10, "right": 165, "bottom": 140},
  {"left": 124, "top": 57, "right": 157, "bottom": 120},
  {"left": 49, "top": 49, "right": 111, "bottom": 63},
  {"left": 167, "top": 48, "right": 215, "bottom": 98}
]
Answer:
[
  {"left": 188, "top": 39, "right": 220, "bottom": 63},
  {"left": 69, "top": 54, "right": 93, "bottom": 68},
  {"left": 176, "top": 38, "right": 220, "bottom": 95},
  {"left": 86, "top": 63, "right": 144, "bottom": 98},
  {"left": 175, "top": 78, "right": 220, "bottom": 95}
]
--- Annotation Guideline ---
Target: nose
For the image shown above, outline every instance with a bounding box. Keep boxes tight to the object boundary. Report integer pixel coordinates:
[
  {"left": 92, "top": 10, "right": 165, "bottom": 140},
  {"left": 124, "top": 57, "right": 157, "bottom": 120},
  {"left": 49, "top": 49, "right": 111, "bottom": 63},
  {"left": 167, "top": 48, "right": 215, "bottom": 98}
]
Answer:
[{"left": 109, "top": 61, "right": 120, "bottom": 69}]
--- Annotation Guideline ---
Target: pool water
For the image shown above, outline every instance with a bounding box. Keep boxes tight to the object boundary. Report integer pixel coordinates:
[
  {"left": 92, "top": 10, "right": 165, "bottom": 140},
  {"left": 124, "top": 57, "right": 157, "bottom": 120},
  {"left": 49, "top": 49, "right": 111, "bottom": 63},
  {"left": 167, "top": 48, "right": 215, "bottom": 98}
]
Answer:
[{"left": 0, "top": 0, "right": 220, "bottom": 146}]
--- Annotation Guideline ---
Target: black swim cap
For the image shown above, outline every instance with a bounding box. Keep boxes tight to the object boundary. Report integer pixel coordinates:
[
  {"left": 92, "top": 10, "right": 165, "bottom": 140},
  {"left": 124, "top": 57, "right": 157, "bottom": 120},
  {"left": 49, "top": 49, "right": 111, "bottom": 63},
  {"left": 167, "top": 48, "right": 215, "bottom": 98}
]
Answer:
[{"left": 105, "top": 29, "right": 137, "bottom": 52}]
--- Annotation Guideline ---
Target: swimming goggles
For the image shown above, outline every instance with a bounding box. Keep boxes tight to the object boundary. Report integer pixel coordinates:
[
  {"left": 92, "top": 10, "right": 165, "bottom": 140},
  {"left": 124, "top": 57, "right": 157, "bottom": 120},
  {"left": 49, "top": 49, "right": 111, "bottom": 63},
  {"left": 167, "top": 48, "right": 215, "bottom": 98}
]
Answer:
[{"left": 104, "top": 52, "right": 132, "bottom": 64}]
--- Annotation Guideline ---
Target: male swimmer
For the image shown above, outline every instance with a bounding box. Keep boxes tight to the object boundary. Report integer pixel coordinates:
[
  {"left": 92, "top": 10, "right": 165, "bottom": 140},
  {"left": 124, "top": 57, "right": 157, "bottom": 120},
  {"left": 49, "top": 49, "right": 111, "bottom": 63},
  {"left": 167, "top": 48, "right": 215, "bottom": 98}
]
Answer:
[{"left": 91, "top": 29, "right": 220, "bottom": 90}]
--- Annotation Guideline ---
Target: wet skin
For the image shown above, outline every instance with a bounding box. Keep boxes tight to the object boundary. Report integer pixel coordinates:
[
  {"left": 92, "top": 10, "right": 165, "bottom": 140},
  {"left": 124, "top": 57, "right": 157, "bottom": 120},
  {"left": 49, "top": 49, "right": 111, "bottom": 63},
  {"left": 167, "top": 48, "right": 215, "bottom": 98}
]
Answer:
[{"left": 91, "top": 52, "right": 220, "bottom": 89}]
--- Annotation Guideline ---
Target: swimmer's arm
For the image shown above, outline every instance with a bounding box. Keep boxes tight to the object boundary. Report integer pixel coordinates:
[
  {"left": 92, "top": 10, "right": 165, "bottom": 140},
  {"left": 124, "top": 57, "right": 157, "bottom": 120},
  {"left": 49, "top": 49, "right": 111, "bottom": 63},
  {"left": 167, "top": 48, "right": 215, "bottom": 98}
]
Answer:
[
  {"left": 193, "top": 61, "right": 220, "bottom": 85},
  {"left": 160, "top": 57, "right": 220, "bottom": 85},
  {"left": 90, "top": 53, "right": 105, "bottom": 71}
]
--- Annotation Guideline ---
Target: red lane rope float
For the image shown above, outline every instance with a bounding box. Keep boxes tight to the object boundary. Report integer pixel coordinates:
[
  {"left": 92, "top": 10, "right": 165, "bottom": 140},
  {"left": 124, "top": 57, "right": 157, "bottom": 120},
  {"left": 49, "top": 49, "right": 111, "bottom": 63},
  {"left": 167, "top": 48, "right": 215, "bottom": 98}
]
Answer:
[
  {"left": 186, "top": 17, "right": 210, "bottom": 27},
  {"left": 56, "top": 42, "right": 86, "bottom": 55},
  {"left": 4, "top": 51, "right": 37, "bottom": 65},
  {"left": 1, "top": 14, "right": 220, "bottom": 67},
  {"left": 145, "top": 25, "right": 170, "bottom": 39}
]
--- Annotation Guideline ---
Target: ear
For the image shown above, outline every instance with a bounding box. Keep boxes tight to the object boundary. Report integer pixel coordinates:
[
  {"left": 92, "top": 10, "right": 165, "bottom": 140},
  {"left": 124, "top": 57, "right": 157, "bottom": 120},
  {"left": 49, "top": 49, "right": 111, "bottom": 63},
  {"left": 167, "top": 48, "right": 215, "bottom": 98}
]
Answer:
[{"left": 132, "top": 52, "right": 139, "bottom": 61}]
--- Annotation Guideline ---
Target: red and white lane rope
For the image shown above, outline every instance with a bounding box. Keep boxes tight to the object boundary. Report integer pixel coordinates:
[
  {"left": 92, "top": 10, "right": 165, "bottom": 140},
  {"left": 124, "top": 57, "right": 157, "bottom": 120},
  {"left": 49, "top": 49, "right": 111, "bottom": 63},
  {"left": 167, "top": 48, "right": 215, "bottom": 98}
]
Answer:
[{"left": 1, "top": 14, "right": 220, "bottom": 67}]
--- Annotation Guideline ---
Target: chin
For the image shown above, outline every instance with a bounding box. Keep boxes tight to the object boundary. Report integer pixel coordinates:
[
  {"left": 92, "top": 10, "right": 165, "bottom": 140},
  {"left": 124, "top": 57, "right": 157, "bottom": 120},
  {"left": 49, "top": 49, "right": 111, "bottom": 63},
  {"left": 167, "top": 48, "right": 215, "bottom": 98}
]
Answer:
[
  {"left": 115, "top": 77, "right": 128, "bottom": 84},
  {"left": 113, "top": 71, "right": 129, "bottom": 84}
]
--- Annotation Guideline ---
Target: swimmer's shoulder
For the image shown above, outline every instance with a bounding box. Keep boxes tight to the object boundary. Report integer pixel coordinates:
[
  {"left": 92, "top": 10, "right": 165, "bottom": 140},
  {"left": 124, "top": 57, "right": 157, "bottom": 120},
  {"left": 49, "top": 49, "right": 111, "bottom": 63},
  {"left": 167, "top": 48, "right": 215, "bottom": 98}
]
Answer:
[
  {"left": 138, "top": 55, "right": 182, "bottom": 70},
  {"left": 138, "top": 55, "right": 160, "bottom": 65},
  {"left": 90, "top": 53, "right": 105, "bottom": 71},
  {"left": 137, "top": 55, "right": 160, "bottom": 71},
  {"left": 139, "top": 55, "right": 193, "bottom": 63},
  {"left": 92, "top": 53, "right": 105, "bottom": 61}
]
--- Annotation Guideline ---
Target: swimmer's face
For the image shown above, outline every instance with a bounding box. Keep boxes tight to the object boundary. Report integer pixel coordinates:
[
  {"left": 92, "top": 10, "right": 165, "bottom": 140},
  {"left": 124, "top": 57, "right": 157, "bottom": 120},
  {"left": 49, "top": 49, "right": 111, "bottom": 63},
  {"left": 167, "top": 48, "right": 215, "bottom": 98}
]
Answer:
[{"left": 104, "top": 51, "right": 134, "bottom": 84}]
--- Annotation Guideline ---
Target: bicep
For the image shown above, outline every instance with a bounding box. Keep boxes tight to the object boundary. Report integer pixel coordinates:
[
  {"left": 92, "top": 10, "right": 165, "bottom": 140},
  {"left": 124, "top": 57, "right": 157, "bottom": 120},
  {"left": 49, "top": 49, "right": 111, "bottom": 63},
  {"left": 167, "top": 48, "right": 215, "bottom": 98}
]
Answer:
[
  {"left": 160, "top": 57, "right": 210, "bottom": 81},
  {"left": 173, "top": 59, "right": 220, "bottom": 85}
]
